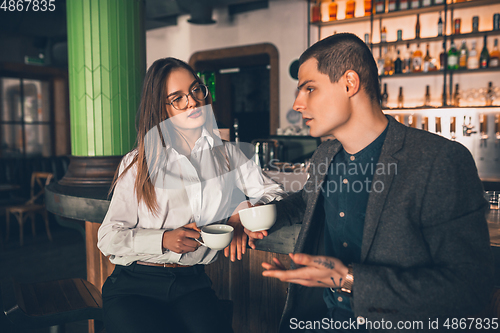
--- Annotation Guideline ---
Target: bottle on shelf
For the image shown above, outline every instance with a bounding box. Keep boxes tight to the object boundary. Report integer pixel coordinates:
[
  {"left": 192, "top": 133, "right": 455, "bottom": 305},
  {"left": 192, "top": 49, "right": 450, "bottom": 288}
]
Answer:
[
  {"left": 397, "top": 86, "right": 404, "bottom": 108},
  {"left": 423, "top": 43, "right": 432, "bottom": 72},
  {"left": 404, "top": 43, "right": 412, "bottom": 73},
  {"left": 381, "top": 26, "right": 387, "bottom": 43},
  {"left": 364, "top": 33, "right": 370, "bottom": 44},
  {"left": 435, "top": 117, "right": 442, "bottom": 135},
  {"left": 439, "top": 42, "right": 447, "bottom": 70},
  {"left": 415, "top": 14, "right": 421, "bottom": 39},
  {"left": 311, "top": 0, "right": 322, "bottom": 23},
  {"left": 329, "top": 1, "right": 338, "bottom": 21},
  {"left": 381, "top": 83, "right": 389, "bottom": 108},
  {"left": 346, "top": 0, "right": 356, "bottom": 19},
  {"left": 480, "top": 35, "right": 490, "bottom": 69},
  {"left": 452, "top": 83, "right": 460, "bottom": 107},
  {"left": 395, "top": 49, "right": 403, "bottom": 74},
  {"left": 377, "top": 47, "right": 386, "bottom": 76},
  {"left": 421, "top": 0, "right": 431, "bottom": 7},
  {"left": 375, "top": 0, "right": 385, "bottom": 14},
  {"left": 467, "top": 41, "right": 479, "bottom": 69},
  {"left": 388, "top": 0, "right": 398, "bottom": 12},
  {"left": 422, "top": 117, "right": 429, "bottom": 131},
  {"left": 442, "top": 85, "right": 448, "bottom": 106},
  {"left": 364, "top": 0, "right": 372, "bottom": 16},
  {"left": 454, "top": 18, "right": 461, "bottom": 35},
  {"left": 434, "top": 0, "right": 444, "bottom": 5},
  {"left": 458, "top": 40, "right": 468, "bottom": 70},
  {"left": 411, "top": 0, "right": 420, "bottom": 10},
  {"left": 447, "top": 40, "right": 459, "bottom": 70},
  {"left": 472, "top": 16, "right": 479, "bottom": 33},
  {"left": 486, "top": 82, "right": 494, "bottom": 106},
  {"left": 413, "top": 43, "right": 423, "bottom": 72},
  {"left": 424, "top": 85, "right": 431, "bottom": 106},
  {"left": 490, "top": 38, "right": 500, "bottom": 68},
  {"left": 450, "top": 117, "right": 456, "bottom": 140},
  {"left": 437, "top": 12, "right": 443, "bottom": 37},
  {"left": 384, "top": 46, "right": 395, "bottom": 76},
  {"left": 400, "top": 0, "right": 409, "bottom": 10}
]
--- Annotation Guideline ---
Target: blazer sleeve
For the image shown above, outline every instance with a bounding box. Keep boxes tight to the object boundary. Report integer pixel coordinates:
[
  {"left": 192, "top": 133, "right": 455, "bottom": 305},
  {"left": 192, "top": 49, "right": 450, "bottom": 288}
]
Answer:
[{"left": 352, "top": 140, "right": 494, "bottom": 321}]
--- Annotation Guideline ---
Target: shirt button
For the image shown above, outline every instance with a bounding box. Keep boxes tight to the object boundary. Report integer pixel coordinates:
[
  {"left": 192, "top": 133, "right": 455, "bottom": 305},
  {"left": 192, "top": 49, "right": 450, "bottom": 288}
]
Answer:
[
  {"left": 350, "top": 156, "right": 355, "bottom": 161},
  {"left": 339, "top": 212, "right": 345, "bottom": 217},
  {"left": 343, "top": 178, "right": 348, "bottom": 184},
  {"left": 343, "top": 242, "right": 348, "bottom": 247},
  {"left": 337, "top": 296, "right": 343, "bottom": 302}
]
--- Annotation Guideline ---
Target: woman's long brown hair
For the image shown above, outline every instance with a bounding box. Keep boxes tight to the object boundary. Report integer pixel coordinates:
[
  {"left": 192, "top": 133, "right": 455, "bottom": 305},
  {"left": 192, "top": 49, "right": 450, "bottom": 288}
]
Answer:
[{"left": 110, "top": 57, "right": 228, "bottom": 215}]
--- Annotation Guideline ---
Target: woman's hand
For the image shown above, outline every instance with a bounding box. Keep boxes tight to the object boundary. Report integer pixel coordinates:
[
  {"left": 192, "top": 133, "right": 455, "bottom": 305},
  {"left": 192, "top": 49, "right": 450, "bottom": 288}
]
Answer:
[
  {"left": 224, "top": 201, "right": 252, "bottom": 261},
  {"left": 262, "top": 253, "right": 348, "bottom": 288},
  {"left": 162, "top": 222, "right": 201, "bottom": 254}
]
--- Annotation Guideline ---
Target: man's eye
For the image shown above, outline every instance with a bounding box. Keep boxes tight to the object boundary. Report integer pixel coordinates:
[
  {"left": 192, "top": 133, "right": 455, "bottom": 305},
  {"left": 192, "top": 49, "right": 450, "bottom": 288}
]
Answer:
[{"left": 306, "top": 87, "right": 315, "bottom": 93}]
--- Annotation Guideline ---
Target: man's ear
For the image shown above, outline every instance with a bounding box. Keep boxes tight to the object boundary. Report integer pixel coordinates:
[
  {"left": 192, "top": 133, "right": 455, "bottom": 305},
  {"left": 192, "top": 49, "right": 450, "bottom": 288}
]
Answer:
[{"left": 344, "top": 70, "right": 360, "bottom": 97}]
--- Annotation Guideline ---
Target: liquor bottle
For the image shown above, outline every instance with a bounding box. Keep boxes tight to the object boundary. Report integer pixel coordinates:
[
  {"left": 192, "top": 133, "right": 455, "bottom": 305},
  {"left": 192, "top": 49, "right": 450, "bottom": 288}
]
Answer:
[
  {"left": 377, "top": 48, "right": 386, "bottom": 76},
  {"left": 421, "top": 0, "right": 431, "bottom": 7},
  {"left": 384, "top": 46, "right": 395, "bottom": 75},
  {"left": 397, "top": 86, "right": 404, "bottom": 108},
  {"left": 424, "top": 85, "right": 431, "bottom": 106},
  {"left": 329, "top": 1, "right": 338, "bottom": 21},
  {"left": 434, "top": 0, "right": 443, "bottom": 4},
  {"left": 381, "top": 26, "right": 387, "bottom": 43},
  {"left": 364, "top": 0, "right": 372, "bottom": 16},
  {"left": 435, "top": 117, "right": 442, "bottom": 135},
  {"left": 480, "top": 35, "right": 490, "bottom": 68},
  {"left": 346, "top": 0, "right": 356, "bottom": 19},
  {"left": 381, "top": 83, "right": 389, "bottom": 108},
  {"left": 452, "top": 84, "right": 460, "bottom": 107},
  {"left": 422, "top": 117, "right": 429, "bottom": 131},
  {"left": 437, "top": 12, "right": 443, "bottom": 37},
  {"left": 412, "top": 43, "right": 423, "bottom": 72},
  {"left": 423, "top": 43, "right": 432, "bottom": 72},
  {"left": 447, "top": 40, "right": 459, "bottom": 70},
  {"left": 411, "top": 0, "right": 420, "bottom": 10},
  {"left": 490, "top": 38, "right": 500, "bottom": 67},
  {"left": 395, "top": 49, "right": 403, "bottom": 74},
  {"left": 467, "top": 41, "right": 479, "bottom": 69},
  {"left": 486, "top": 82, "right": 494, "bottom": 106},
  {"left": 375, "top": 0, "right": 385, "bottom": 14},
  {"left": 311, "top": 0, "right": 321, "bottom": 23},
  {"left": 415, "top": 14, "right": 421, "bottom": 39},
  {"left": 388, "top": 0, "right": 398, "bottom": 12},
  {"left": 404, "top": 43, "right": 412, "bottom": 73},
  {"left": 458, "top": 40, "right": 468, "bottom": 69},
  {"left": 399, "top": 0, "right": 409, "bottom": 10},
  {"left": 439, "top": 42, "right": 447, "bottom": 70}
]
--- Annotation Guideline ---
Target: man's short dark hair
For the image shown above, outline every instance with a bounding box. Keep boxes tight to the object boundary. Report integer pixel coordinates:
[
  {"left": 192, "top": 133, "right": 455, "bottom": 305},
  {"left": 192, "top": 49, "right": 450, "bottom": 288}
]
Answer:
[{"left": 299, "top": 33, "right": 381, "bottom": 104}]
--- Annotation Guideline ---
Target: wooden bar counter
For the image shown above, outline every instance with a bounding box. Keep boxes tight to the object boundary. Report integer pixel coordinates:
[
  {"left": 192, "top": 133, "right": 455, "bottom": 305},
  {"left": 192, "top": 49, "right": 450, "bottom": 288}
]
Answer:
[{"left": 45, "top": 182, "right": 299, "bottom": 333}]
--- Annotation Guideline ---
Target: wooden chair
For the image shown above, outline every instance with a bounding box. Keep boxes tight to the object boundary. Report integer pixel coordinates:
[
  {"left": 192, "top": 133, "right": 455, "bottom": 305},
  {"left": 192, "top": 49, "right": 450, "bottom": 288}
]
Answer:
[
  {"left": 2, "top": 278, "right": 103, "bottom": 332},
  {"left": 5, "top": 172, "right": 54, "bottom": 246}
]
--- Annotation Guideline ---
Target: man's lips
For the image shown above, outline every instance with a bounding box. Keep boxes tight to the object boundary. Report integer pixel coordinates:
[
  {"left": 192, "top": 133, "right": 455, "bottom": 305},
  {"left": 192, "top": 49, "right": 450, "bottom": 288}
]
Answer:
[
  {"left": 303, "top": 117, "right": 313, "bottom": 125},
  {"left": 188, "top": 109, "right": 202, "bottom": 118}
]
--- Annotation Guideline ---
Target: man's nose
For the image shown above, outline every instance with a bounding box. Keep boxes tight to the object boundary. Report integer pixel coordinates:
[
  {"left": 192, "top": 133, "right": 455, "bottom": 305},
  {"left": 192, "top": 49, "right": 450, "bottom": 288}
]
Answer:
[{"left": 293, "top": 93, "right": 305, "bottom": 112}]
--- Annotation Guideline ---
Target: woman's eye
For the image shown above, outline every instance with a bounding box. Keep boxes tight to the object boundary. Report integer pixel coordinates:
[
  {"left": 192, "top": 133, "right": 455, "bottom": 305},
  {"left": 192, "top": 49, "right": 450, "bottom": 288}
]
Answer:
[{"left": 171, "top": 96, "right": 183, "bottom": 103}]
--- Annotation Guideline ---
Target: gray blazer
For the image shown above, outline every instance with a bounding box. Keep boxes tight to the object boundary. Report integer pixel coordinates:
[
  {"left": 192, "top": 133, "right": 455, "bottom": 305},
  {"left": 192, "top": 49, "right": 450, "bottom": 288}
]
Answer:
[{"left": 273, "top": 116, "right": 494, "bottom": 332}]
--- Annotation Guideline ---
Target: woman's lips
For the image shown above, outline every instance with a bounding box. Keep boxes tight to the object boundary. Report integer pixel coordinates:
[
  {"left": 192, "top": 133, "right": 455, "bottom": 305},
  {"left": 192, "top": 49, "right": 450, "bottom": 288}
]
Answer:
[{"left": 188, "top": 109, "right": 202, "bottom": 119}]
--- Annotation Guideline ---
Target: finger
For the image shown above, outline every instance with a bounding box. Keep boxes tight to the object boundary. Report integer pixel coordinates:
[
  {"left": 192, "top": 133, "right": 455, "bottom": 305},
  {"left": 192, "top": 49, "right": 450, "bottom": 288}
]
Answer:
[
  {"left": 184, "top": 222, "right": 201, "bottom": 232},
  {"left": 248, "top": 237, "right": 256, "bottom": 250},
  {"left": 183, "top": 229, "right": 201, "bottom": 240},
  {"left": 224, "top": 246, "right": 229, "bottom": 258},
  {"left": 272, "top": 257, "right": 286, "bottom": 270},
  {"left": 262, "top": 262, "right": 277, "bottom": 270},
  {"left": 182, "top": 237, "right": 200, "bottom": 249},
  {"left": 241, "top": 232, "right": 247, "bottom": 255},
  {"left": 230, "top": 237, "right": 237, "bottom": 262},
  {"left": 236, "top": 230, "right": 243, "bottom": 260}
]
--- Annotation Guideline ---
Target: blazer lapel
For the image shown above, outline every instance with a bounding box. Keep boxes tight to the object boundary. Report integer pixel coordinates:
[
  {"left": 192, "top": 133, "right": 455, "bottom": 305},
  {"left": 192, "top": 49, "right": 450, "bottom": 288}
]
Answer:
[{"left": 361, "top": 116, "right": 406, "bottom": 262}]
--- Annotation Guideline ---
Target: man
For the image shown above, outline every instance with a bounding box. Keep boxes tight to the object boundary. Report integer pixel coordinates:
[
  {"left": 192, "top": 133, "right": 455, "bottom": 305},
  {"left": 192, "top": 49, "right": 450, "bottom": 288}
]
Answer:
[{"left": 246, "top": 33, "right": 493, "bottom": 332}]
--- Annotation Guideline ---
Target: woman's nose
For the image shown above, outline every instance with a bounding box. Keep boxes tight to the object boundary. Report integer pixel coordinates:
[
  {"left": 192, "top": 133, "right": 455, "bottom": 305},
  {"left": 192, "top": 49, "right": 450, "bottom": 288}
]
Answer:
[{"left": 186, "top": 93, "right": 198, "bottom": 109}]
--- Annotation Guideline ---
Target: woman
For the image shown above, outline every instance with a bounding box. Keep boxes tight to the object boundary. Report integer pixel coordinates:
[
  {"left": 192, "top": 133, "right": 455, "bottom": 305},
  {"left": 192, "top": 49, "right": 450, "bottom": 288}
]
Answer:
[{"left": 97, "top": 58, "right": 285, "bottom": 333}]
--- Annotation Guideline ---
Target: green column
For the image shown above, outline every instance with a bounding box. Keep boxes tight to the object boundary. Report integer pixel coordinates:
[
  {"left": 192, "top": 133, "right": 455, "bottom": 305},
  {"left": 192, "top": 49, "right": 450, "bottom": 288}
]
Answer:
[{"left": 67, "top": 0, "right": 145, "bottom": 156}]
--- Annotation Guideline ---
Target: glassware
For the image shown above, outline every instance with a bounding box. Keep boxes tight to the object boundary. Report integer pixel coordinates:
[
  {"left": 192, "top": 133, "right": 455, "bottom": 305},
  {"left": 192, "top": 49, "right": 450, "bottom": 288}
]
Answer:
[{"left": 485, "top": 191, "right": 500, "bottom": 210}]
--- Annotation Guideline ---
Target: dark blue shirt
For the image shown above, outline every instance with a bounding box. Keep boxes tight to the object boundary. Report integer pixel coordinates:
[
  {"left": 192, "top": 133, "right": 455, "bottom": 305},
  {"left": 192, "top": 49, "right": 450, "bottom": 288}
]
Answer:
[{"left": 322, "top": 124, "right": 388, "bottom": 311}]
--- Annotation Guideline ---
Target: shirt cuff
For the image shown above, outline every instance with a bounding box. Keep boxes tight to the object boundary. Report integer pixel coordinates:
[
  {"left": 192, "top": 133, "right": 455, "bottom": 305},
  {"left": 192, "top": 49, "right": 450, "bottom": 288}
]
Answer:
[{"left": 134, "top": 229, "right": 167, "bottom": 255}]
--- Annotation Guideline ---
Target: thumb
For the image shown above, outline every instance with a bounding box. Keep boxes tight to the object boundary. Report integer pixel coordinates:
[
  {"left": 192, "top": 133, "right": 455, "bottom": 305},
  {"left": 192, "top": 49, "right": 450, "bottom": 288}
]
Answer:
[
  {"left": 184, "top": 222, "right": 201, "bottom": 232},
  {"left": 289, "top": 253, "right": 313, "bottom": 266}
]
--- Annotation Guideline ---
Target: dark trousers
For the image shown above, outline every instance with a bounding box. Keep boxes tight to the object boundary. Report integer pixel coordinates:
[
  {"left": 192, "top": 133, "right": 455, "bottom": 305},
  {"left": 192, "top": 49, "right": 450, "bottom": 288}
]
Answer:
[{"left": 102, "top": 262, "right": 233, "bottom": 333}]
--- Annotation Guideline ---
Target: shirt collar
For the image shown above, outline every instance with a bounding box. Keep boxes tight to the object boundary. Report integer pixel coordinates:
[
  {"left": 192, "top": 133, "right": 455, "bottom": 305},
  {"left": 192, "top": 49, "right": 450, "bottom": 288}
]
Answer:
[{"left": 164, "top": 126, "right": 215, "bottom": 152}]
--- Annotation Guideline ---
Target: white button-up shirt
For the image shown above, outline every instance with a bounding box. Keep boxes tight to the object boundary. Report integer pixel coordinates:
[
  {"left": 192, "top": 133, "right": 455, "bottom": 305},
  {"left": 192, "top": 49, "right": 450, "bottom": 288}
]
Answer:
[{"left": 98, "top": 129, "right": 286, "bottom": 266}]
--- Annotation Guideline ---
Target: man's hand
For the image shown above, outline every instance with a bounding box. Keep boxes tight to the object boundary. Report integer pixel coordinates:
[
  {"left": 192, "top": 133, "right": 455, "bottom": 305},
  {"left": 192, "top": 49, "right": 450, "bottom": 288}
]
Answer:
[
  {"left": 262, "top": 253, "right": 349, "bottom": 288},
  {"left": 162, "top": 222, "right": 201, "bottom": 254},
  {"left": 244, "top": 228, "right": 268, "bottom": 250}
]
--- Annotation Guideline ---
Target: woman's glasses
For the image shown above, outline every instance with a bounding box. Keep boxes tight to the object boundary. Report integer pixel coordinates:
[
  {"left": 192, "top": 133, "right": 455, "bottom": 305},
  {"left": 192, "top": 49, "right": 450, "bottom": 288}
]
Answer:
[{"left": 166, "top": 84, "right": 209, "bottom": 111}]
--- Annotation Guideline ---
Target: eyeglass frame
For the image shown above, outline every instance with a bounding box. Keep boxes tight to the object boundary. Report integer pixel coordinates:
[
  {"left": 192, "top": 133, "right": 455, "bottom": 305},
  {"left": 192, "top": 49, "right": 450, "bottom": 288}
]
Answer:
[{"left": 165, "top": 84, "right": 209, "bottom": 111}]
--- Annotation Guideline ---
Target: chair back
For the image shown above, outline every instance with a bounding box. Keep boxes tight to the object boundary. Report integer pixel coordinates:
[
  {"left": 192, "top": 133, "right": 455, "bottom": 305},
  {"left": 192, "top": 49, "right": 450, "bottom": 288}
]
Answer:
[{"left": 27, "top": 172, "right": 53, "bottom": 205}]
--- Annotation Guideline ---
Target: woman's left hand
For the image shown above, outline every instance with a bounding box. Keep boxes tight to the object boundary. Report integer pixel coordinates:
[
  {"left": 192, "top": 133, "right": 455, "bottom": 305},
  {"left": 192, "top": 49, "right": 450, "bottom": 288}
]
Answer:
[{"left": 224, "top": 201, "right": 252, "bottom": 261}]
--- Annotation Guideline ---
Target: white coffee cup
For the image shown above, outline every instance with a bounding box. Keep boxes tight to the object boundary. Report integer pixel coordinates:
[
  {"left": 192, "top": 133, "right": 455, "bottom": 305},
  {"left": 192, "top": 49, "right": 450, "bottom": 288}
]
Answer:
[
  {"left": 238, "top": 204, "right": 277, "bottom": 232},
  {"left": 195, "top": 224, "right": 234, "bottom": 250}
]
